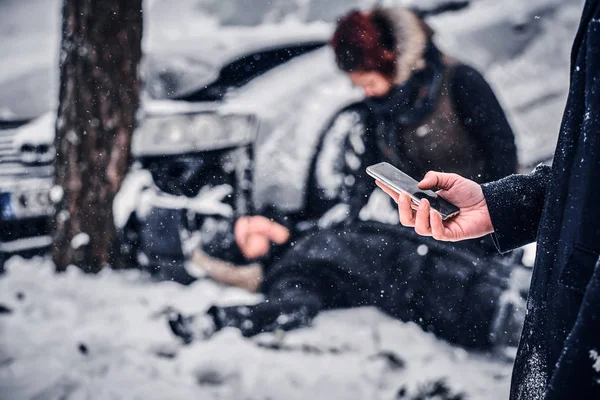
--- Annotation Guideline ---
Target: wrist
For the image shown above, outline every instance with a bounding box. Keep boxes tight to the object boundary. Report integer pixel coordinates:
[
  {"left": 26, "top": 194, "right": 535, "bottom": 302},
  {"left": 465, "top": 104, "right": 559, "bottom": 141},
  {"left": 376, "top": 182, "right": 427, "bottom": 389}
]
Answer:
[{"left": 480, "top": 198, "right": 495, "bottom": 235}]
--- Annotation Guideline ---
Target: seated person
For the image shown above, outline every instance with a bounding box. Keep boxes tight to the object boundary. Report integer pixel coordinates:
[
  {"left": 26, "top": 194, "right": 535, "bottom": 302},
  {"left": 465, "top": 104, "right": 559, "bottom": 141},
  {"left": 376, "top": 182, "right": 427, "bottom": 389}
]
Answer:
[{"left": 169, "top": 7, "right": 526, "bottom": 349}]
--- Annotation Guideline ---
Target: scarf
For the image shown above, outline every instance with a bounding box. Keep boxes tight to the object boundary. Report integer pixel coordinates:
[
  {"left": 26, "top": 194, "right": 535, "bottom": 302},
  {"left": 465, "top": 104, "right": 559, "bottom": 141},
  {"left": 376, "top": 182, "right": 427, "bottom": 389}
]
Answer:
[{"left": 365, "top": 43, "right": 446, "bottom": 172}]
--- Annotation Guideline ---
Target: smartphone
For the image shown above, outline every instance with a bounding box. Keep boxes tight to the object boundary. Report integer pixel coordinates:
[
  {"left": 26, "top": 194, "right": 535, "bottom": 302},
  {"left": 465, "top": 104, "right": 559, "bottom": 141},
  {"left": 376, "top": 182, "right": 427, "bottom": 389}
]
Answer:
[{"left": 366, "top": 162, "right": 460, "bottom": 220}]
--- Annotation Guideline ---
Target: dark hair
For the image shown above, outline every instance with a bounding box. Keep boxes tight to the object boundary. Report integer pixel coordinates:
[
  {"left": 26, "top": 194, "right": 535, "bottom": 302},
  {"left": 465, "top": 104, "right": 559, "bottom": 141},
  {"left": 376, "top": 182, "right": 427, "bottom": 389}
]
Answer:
[{"left": 331, "top": 10, "right": 397, "bottom": 78}]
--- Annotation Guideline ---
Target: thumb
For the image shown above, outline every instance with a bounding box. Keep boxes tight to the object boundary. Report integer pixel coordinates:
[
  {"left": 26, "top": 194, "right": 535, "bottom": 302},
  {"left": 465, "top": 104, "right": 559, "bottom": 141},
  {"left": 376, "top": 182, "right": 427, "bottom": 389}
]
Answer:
[
  {"left": 419, "top": 171, "right": 460, "bottom": 191},
  {"left": 243, "top": 235, "right": 270, "bottom": 259}
]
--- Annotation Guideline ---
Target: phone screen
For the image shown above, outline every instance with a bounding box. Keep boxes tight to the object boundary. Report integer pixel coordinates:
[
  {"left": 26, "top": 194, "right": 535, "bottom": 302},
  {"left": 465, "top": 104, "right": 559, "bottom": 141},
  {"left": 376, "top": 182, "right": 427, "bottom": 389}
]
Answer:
[{"left": 366, "top": 162, "right": 460, "bottom": 220}]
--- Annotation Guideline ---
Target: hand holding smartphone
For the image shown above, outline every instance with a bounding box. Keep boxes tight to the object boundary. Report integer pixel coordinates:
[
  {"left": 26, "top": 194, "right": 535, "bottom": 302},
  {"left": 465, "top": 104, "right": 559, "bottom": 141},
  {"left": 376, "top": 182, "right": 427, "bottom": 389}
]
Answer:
[{"left": 366, "top": 162, "right": 460, "bottom": 220}]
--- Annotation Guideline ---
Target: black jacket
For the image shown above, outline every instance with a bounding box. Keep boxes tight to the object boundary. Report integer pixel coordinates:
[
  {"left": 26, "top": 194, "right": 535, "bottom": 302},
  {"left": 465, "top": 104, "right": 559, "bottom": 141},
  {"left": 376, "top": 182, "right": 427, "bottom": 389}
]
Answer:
[
  {"left": 481, "top": 1, "right": 600, "bottom": 398},
  {"left": 303, "top": 59, "right": 517, "bottom": 230}
]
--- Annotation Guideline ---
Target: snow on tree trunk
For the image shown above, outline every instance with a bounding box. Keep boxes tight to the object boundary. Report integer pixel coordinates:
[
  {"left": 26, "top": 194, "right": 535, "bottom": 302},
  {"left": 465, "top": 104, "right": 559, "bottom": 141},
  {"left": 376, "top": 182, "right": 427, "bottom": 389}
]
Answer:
[{"left": 53, "top": 0, "right": 143, "bottom": 273}]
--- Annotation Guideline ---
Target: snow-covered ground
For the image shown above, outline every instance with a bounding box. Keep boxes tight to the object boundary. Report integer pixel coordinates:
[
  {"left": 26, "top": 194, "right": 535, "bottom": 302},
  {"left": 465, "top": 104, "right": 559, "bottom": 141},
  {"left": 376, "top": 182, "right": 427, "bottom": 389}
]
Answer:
[{"left": 0, "top": 257, "right": 514, "bottom": 400}]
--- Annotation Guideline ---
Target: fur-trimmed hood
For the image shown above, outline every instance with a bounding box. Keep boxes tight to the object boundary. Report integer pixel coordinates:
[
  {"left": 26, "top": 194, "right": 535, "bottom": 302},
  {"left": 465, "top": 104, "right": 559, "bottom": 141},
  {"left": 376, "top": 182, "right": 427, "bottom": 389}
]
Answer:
[{"left": 374, "top": 8, "right": 433, "bottom": 84}]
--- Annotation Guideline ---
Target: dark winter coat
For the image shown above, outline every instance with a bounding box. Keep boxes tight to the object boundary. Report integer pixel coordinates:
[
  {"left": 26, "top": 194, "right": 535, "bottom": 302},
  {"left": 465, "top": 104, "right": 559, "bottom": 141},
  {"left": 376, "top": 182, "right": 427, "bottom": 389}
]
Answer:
[
  {"left": 363, "top": 47, "right": 517, "bottom": 185},
  {"left": 303, "top": 49, "right": 517, "bottom": 228},
  {"left": 260, "top": 222, "right": 517, "bottom": 348},
  {"left": 481, "top": 1, "right": 600, "bottom": 397}
]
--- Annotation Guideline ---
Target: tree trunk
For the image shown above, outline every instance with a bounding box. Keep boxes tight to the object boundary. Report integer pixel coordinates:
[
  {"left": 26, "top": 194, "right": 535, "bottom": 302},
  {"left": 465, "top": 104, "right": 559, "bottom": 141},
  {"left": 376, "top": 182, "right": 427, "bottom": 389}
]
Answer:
[{"left": 53, "top": 0, "right": 143, "bottom": 272}]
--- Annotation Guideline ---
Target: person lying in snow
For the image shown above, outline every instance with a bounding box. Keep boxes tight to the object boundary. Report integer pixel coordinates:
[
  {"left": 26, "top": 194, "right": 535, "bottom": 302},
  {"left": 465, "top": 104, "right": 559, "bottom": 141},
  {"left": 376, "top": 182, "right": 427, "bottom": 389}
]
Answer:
[{"left": 168, "top": 7, "right": 528, "bottom": 349}]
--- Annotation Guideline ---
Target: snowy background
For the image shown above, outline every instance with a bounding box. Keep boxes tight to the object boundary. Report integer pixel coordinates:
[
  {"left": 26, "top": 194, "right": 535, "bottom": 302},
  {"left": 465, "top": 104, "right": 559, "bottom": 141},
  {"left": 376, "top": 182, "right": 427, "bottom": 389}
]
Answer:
[{"left": 0, "top": 0, "right": 587, "bottom": 399}]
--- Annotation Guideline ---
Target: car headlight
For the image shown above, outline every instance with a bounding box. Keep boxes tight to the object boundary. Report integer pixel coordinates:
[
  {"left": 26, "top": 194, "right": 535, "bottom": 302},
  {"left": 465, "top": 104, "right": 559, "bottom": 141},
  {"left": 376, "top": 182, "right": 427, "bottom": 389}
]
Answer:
[{"left": 133, "top": 113, "right": 257, "bottom": 156}]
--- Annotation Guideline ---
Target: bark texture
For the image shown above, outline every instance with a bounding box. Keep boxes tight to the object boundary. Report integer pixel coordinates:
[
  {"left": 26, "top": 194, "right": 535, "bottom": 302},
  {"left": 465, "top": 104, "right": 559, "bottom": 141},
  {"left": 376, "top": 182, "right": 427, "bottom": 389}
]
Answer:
[{"left": 53, "top": 0, "right": 142, "bottom": 272}]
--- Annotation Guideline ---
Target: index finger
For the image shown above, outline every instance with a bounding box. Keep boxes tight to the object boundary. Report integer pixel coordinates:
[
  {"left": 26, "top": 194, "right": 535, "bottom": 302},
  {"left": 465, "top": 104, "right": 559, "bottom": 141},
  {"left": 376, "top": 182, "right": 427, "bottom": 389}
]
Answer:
[{"left": 376, "top": 180, "right": 400, "bottom": 203}]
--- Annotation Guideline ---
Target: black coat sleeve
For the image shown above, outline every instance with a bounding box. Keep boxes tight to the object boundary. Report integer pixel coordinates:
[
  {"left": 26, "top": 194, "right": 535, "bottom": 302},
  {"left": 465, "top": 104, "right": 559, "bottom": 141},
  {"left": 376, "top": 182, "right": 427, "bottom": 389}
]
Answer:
[
  {"left": 451, "top": 65, "right": 519, "bottom": 182},
  {"left": 481, "top": 164, "right": 551, "bottom": 253}
]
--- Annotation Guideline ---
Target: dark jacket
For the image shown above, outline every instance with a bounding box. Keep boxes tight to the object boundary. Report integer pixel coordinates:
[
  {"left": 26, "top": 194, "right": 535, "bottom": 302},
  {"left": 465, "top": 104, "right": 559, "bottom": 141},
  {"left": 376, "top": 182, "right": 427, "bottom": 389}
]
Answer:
[
  {"left": 363, "top": 50, "right": 517, "bottom": 184},
  {"left": 261, "top": 221, "right": 517, "bottom": 348},
  {"left": 304, "top": 54, "right": 517, "bottom": 229},
  {"left": 481, "top": 1, "right": 600, "bottom": 397}
]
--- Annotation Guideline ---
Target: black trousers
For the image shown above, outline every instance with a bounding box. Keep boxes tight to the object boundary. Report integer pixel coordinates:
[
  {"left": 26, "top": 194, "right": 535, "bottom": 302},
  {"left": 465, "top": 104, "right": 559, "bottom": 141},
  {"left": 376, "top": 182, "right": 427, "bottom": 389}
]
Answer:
[{"left": 208, "top": 223, "right": 518, "bottom": 348}]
